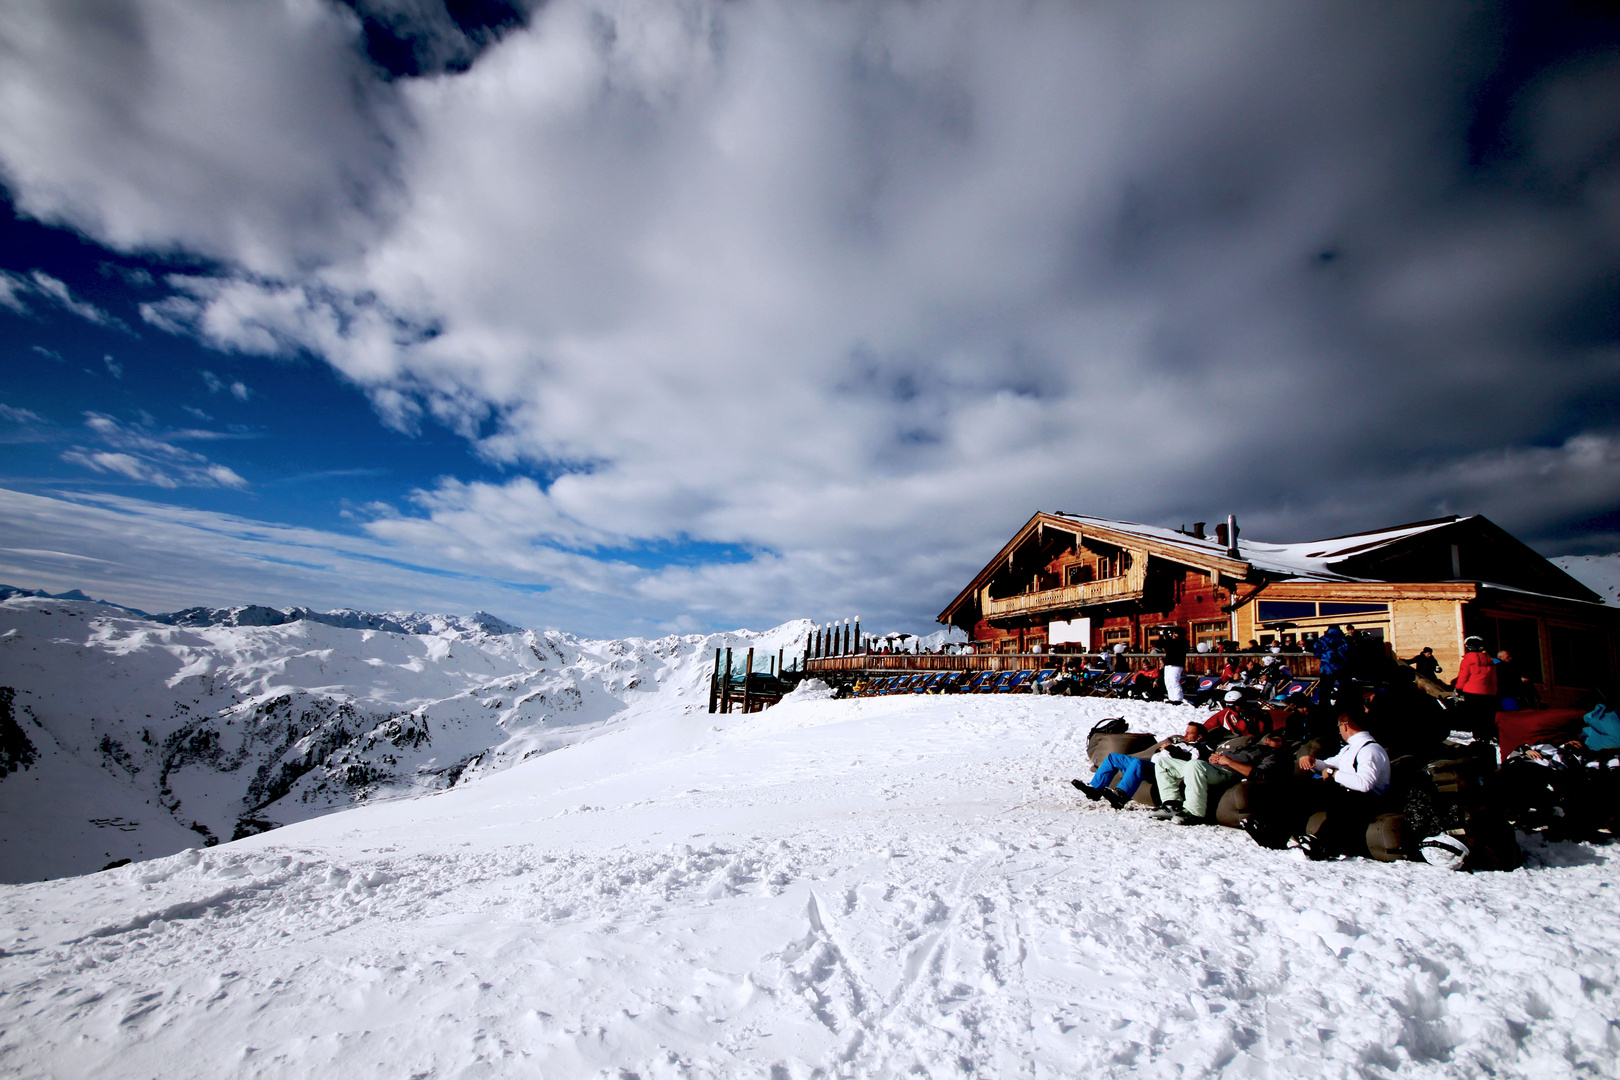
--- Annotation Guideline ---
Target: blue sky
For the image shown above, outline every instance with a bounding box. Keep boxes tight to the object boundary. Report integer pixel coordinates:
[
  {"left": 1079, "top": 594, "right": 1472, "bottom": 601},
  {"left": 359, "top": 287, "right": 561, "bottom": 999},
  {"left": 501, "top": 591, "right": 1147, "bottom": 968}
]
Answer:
[
  {"left": 1, "top": 0, "right": 1618, "bottom": 637},
  {"left": 0, "top": 208, "right": 488, "bottom": 516}
]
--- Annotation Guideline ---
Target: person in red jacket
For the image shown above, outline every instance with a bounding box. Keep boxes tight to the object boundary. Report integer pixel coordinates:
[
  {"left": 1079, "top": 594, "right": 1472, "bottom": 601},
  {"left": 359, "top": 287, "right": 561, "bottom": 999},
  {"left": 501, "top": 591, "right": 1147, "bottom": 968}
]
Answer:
[{"left": 1453, "top": 635, "right": 1499, "bottom": 744}]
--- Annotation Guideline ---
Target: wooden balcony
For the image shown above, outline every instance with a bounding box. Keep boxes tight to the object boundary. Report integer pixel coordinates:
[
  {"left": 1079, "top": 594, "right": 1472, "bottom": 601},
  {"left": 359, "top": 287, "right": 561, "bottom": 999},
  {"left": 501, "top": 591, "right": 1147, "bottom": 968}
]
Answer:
[{"left": 982, "top": 561, "right": 1147, "bottom": 620}]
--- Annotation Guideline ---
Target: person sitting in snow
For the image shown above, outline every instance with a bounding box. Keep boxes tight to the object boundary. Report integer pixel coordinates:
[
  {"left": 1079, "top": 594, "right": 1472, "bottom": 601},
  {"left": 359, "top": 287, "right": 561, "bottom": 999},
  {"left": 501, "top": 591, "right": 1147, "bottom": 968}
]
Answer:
[
  {"left": 1242, "top": 710, "right": 1391, "bottom": 859},
  {"left": 1145, "top": 720, "right": 1236, "bottom": 823},
  {"left": 1205, "top": 689, "right": 1273, "bottom": 738},
  {"left": 1072, "top": 721, "right": 1225, "bottom": 809},
  {"left": 1151, "top": 730, "right": 1294, "bottom": 826}
]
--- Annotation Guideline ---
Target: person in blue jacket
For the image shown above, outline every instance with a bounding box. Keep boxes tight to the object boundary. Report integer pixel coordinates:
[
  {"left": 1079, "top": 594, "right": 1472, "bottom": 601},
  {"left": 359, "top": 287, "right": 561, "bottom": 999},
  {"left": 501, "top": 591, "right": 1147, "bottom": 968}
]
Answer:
[{"left": 1311, "top": 625, "right": 1352, "bottom": 714}]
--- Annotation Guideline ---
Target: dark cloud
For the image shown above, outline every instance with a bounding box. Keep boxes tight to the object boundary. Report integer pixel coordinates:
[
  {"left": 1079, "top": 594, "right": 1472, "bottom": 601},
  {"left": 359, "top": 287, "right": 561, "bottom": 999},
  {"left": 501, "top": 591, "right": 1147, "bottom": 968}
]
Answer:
[{"left": 1, "top": 0, "right": 1618, "bottom": 632}]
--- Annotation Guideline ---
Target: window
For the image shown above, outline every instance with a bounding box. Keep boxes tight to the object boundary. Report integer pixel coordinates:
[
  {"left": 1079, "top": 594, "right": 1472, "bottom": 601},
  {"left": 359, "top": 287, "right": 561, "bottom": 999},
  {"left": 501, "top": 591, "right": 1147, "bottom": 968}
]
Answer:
[
  {"left": 1548, "top": 625, "right": 1610, "bottom": 687},
  {"left": 1065, "top": 564, "right": 1093, "bottom": 586},
  {"left": 1319, "top": 602, "right": 1390, "bottom": 618},
  {"left": 1254, "top": 600, "right": 1390, "bottom": 623},
  {"left": 1192, "top": 620, "right": 1226, "bottom": 647},
  {"left": 1102, "top": 626, "right": 1133, "bottom": 647},
  {"left": 1255, "top": 601, "right": 1316, "bottom": 623}
]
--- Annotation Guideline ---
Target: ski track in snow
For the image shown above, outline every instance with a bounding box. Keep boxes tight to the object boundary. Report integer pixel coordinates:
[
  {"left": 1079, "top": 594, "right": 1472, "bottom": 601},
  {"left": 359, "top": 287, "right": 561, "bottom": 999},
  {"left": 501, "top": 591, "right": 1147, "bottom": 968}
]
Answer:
[{"left": 2, "top": 692, "right": 1617, "bottom": 1079}]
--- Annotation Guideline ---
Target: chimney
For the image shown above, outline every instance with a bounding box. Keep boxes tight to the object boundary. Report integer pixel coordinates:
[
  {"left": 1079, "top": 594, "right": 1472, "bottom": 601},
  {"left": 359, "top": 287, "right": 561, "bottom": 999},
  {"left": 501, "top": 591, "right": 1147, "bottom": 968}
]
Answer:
[
  {"left": 1192, "top": 521, "right": 1206, "bottom": 540},
  {"left": 1225, "top": 514, "right": 1240, "bottom": 559},
  {"left": 1214, "top": 522, "right": 1228, "bottom": 548}
]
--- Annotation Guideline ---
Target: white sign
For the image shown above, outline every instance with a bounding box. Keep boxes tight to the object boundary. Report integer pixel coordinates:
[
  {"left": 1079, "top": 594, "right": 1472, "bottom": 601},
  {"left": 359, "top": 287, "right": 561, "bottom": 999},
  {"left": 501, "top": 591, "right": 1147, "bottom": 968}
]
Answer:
[{"left": 1048, "top": 616, "right": 1091, "bottom": 646}]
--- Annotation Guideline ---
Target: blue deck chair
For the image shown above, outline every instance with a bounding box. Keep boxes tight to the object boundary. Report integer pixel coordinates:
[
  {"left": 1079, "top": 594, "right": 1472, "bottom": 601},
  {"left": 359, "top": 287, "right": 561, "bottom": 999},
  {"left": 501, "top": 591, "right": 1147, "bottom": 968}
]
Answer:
[
  {"left": 1002, "top": 669, "right": 1036, "bottom": 693},
  {"left": 984, "top": 671, "right": 1015, "bottom": 692},
  {"left": 1103, "top": 672, "right": 1133, "bottom": 697}
]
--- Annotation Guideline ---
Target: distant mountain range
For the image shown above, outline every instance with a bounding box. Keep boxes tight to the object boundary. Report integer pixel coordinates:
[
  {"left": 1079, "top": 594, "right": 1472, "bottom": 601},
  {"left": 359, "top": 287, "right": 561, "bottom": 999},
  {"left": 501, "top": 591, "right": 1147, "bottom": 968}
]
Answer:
[{"left": 0, "top": 585, "right": 524, "bottom": 636}]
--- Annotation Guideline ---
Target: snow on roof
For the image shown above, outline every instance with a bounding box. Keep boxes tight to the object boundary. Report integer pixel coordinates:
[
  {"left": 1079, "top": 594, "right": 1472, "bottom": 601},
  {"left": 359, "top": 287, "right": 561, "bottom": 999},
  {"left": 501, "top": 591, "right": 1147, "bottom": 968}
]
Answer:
[{"left": 1051, "top": 513, "right": 1465, "bottom": 582}]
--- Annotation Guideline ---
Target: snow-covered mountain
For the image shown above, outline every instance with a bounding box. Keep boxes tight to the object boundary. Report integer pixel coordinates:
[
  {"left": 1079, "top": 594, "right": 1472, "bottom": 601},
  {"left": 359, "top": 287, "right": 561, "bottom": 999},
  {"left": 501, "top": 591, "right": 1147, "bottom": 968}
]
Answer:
[
  {"left": 1554, "top": 552, "right": 1620, "bottom": 605},
  {"left": 0, "top": 593, "right": 810, "bottom": 883}
]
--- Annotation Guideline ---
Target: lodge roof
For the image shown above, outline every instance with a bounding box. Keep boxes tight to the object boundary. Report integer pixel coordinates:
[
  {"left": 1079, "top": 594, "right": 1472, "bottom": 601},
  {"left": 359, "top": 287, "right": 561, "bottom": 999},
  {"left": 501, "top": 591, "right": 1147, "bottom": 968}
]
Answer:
[
  {"left": 1052, "top": 512, "right": 1463, "bottom": 582},
  {"left": 938, "top": 511, "right": 1601, "bottom": 625}
]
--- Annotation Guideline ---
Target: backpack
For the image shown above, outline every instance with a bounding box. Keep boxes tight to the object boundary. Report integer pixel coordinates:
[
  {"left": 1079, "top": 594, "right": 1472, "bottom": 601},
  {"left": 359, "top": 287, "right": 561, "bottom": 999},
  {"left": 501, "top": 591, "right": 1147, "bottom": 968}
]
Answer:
[{"left": 1089, "top": 717, "right": 1128, "bottom": 739}]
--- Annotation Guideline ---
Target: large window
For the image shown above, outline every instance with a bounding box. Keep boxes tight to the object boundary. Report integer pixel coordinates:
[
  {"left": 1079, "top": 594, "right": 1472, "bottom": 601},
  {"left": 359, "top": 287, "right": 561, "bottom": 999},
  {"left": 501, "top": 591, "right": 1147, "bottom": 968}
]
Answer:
[
  {"left": 1549, "top": 625, "right": 1610, "bottom": 687},
  {"left": 1476, "top": 615, "right": 1544, "bottom": 684},
  {"left": 1255, "top": 600, "right": 1390, "bottom": 624}
]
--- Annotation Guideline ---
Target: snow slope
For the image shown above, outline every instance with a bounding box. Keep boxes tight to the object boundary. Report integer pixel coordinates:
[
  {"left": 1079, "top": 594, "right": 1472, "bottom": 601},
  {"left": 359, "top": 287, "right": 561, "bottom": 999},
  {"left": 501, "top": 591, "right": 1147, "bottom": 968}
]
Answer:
[
  {"left": 0, "top": 596, "right": 808, "bottom": 882},
  {"left": 2, "top": 693, "right": 1616, "bottom": 1079},
  {"left": 1553, "top": 553, "right": 1620, "bottom": 605}
]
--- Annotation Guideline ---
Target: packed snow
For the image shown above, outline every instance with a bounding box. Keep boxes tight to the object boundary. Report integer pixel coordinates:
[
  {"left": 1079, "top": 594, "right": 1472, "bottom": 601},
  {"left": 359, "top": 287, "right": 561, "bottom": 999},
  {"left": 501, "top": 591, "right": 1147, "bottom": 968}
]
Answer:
[{"left": 3, "top": 687, "right": 1618, "bottom": 1078}]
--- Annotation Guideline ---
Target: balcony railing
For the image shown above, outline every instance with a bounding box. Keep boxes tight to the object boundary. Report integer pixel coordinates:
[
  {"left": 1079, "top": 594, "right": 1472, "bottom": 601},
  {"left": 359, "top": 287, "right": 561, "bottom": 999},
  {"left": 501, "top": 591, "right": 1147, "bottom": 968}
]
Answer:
[{"left": 981, "top": 560, "right": 1147, "bottom": 619}]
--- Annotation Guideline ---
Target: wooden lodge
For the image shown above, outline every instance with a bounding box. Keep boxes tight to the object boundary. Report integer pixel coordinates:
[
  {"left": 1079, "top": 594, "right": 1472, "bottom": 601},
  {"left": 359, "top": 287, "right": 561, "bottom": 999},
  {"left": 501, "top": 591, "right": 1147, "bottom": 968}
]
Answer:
[{"left": 937, "top": 512, "right": 1619, "bottom": 708}]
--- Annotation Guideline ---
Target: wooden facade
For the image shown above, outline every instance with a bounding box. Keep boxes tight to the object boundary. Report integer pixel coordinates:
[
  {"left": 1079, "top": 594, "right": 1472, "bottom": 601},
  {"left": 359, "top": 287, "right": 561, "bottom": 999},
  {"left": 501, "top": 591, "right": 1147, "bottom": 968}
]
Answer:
[{"left": 939, "top": 512, "right": 1619, "bottom": 708}]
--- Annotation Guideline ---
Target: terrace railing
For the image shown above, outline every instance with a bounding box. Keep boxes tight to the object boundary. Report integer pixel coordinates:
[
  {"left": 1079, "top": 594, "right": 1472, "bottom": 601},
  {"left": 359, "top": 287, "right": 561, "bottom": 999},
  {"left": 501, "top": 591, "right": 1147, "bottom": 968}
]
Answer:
[{"left": 804, "top": 651, "right": 1321, "bottom": 678}]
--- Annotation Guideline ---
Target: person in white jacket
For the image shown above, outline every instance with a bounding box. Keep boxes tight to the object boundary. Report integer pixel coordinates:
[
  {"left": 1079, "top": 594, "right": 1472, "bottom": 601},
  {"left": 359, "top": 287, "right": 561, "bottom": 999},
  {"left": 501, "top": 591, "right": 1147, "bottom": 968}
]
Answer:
[
  {"left": 1300, "top": 716, "right": 1391, "bottom": 795},
  {"left": 1243, "top": 712, "right": 1392, "bottom": 858}
]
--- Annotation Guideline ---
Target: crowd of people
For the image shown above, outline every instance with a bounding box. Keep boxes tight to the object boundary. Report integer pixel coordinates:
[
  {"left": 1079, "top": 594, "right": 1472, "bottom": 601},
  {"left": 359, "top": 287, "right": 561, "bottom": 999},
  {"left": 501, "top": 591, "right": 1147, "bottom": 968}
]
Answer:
[{"left": 1066, "top": 625, "right": 1620, "bottom": 866}]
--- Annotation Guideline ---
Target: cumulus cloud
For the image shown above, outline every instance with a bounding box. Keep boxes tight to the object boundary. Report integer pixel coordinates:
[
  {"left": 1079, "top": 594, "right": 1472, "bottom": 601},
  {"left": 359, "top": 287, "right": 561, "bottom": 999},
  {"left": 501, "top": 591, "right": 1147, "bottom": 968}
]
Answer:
[
  {"left": 0, "top": 0, "right": 398, "bottom": 274},
  {"left": 4, "top": 0, "right": 1620, "bottom": 629},
  {"left": 60, "top": 413, "right": 250, "bottom": 490}
]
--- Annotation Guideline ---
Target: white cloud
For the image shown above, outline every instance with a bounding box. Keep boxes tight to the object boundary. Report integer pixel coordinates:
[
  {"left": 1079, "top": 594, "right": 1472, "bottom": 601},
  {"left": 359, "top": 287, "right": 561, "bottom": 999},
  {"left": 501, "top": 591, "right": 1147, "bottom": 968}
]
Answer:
[
  {"left": 103, "top": 354, "right": 122, "bottom": 379},
  {"left": 60, "top": 413, "right": 250, "bottom": 490},
  {"left": 0, "top": 403, "right": 45, "bottom": 424},
  {"left": 0, "top": 0, "right": 397, "bottom": 275},
  {"left": 0, "top": 269, "right": 127, "bottom": 330},
  {"left": 196, "top": 369, "right": 252, "bottom": 402},
  {"left": 0, "top": 271, "right": 28, "bottom": 313}
]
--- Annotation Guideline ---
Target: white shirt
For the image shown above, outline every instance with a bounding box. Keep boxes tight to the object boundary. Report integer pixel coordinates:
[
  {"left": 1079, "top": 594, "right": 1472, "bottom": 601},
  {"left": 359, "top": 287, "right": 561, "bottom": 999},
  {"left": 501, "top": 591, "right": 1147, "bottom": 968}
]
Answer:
[{"left": 1317, "top": 731, "right": 1390, "bottom": 795}]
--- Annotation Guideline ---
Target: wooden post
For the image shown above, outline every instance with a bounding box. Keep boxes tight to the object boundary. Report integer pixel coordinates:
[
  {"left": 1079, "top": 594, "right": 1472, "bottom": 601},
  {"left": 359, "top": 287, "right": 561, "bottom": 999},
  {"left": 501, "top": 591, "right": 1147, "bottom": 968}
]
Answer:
[
  {"left": 721, "top": 648, "right": 733, "bottom": 713},
  {"left": 776, "top": 648, "right": 783, "bottom": 678},
  {"left": 853, "top": 618, "right": 861, "bottom": 653},
  {"left": 742, "top": 648, "right": 755, "bottom": 713},
  {"left": 708, "top": 648, "right": 720, "bottom": 713}
]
